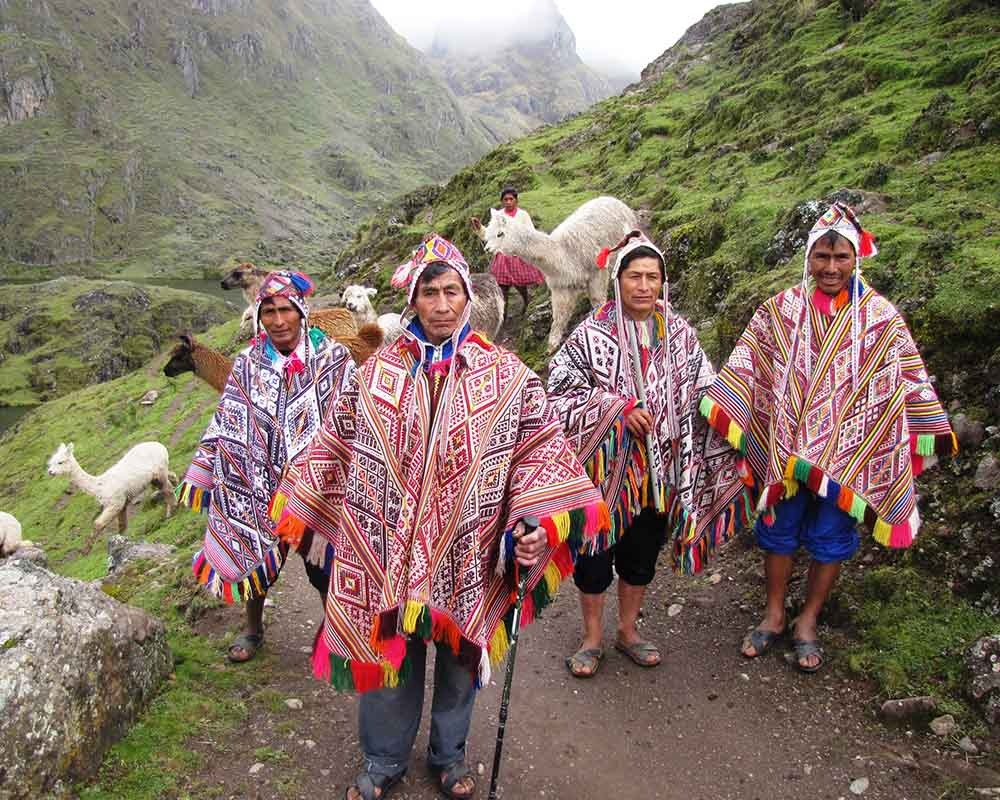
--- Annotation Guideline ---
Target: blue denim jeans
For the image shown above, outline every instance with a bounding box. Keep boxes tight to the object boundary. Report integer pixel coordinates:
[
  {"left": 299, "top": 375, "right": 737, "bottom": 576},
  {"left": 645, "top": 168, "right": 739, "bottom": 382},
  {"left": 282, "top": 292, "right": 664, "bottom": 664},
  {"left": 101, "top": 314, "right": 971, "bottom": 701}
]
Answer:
[{"left": 358, "top": 635, "right": 476, "bottom": 779}]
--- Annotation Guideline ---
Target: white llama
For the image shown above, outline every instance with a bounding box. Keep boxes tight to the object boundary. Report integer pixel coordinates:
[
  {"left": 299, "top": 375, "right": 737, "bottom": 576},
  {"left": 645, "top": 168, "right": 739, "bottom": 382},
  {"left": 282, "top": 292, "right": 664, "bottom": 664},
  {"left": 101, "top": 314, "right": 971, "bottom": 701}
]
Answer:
[
  {"left": 47, "top": 442, "right": 177, "bottom": 533},
  {"left": 0, "top": 511, "right": 26, "bottom": 556},
  {"left": 340, "top": 285, "right": 405, "bottom": 343},
  {"left": 475, "top": 195, "right": 639, "bottom": 351}
]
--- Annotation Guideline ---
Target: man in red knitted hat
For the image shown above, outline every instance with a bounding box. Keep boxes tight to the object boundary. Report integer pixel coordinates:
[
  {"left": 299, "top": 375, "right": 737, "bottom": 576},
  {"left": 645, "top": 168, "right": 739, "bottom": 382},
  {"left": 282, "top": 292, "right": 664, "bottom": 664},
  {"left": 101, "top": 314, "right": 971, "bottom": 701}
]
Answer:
[
  {"left": 272, "top": 235, "right": 609, "bottom": 799},
  {"left": 548, "top": 231, "right": 751, "bottom": 678},
  {"left": 702, "top": 203, "right": 956, "bottom": 672}
]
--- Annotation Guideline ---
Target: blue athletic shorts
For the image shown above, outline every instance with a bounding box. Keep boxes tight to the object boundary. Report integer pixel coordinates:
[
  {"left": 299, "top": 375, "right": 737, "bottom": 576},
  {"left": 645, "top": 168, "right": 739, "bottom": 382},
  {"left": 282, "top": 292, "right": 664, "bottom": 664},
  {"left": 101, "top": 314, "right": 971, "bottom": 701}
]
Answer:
[{"left": 754, "top": 490, "right": 859, "bottom": 563}]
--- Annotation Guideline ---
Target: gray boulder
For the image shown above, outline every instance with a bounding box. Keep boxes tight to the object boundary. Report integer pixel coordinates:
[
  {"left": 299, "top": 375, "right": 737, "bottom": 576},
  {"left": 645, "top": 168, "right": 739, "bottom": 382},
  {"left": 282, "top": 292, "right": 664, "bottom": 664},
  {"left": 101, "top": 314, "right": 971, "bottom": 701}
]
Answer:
[
  {"left": 974, "top": 454, "right": 1000, "bottom": 492},
  {"left": 952, "top": 413, "right": 986, "bottom": 451},
  {"left": 967, "top": 634, "right": 1000, "bottom": 726},
  {"left": 106, "top": 534, "right": 176, "bottom": 576},
  {"left": 0, "top": 559, "right": 172, "bottom": 798}
]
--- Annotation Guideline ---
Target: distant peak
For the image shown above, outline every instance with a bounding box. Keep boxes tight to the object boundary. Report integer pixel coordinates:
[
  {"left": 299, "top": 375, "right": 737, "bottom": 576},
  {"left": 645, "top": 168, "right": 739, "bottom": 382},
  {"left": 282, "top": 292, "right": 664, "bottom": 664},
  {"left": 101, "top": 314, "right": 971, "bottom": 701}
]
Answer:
[{"left": 427, "top": 0, "right": 575, "bottom": 58}]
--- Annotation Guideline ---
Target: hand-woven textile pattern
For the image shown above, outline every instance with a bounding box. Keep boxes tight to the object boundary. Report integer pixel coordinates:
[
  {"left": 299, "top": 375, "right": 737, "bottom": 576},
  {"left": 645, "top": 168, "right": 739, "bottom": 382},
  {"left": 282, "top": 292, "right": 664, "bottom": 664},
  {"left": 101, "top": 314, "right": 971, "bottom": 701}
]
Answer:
[
  {"left": 180, "top": 334, "right": 355, "bottom": 600},
  {"left": 276, "top": 333, "right": 607, "bottom": 689},
  {"left": 548, "top": 301, "right": 751, "bottom": 573},
  {"left": 703, "top": 284, "right": 956, "bottom": 548}
]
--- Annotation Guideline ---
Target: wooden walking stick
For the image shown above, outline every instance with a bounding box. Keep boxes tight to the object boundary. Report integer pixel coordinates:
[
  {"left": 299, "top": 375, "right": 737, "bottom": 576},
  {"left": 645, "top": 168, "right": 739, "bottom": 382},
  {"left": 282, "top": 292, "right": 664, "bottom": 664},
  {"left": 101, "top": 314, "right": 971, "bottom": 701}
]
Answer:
[
  {"left": 487, "top": 516, "right": 539, "bottom": 800},
  {"left": 627, "top": 321, "right": 666, "bottom": 512}
]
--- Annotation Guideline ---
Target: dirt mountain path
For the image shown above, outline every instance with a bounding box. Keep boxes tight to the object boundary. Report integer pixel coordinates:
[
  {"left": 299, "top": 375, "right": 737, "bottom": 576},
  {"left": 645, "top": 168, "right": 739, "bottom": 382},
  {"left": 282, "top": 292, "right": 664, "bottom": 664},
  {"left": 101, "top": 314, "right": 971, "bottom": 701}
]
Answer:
[{"left": 184, "top": 539, "right": 961, "bottom": 800}]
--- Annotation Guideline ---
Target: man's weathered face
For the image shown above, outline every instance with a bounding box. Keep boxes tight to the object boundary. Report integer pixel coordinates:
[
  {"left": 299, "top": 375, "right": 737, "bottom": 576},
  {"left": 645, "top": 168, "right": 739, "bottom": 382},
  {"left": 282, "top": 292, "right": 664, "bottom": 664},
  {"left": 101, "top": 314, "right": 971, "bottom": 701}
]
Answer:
[
  {"left": 808, "top": 236, "right": 855, "bottom": 296},
  {"left": 413, "top": 268, "right": 469, "bottom": 345},
  {"left": 618, "top": 255, "right": 664, "bottom": 320},
  {"left": 259, "top": 296, "right": 302, "bottom": 352},
  {"left": 501, "top": 193, "right": 517, "bottom": 211}
]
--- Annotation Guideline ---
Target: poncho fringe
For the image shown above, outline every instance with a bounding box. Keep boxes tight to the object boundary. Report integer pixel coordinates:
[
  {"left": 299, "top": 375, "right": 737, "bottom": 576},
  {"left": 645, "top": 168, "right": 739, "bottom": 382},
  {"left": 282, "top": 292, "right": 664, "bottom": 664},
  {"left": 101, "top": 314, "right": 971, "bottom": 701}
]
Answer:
[
  {"left": 700, "top": 397, "right": 958, "bottom": 550},
  {"left": 191, "top": 541, "right": 288, "bottom": 603},
  {"left": 582, "top": 407, "right": 753, "bottom": 574},
  {"left": 308, "top": 500, "right": 609, "bottom": 692}
]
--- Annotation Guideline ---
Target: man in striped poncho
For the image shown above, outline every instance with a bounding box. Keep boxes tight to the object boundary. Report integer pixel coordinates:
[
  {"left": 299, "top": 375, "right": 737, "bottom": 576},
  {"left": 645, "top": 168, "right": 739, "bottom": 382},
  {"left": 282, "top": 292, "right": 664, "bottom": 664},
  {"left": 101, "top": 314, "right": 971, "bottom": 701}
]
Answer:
[
  {"left": 271, "top": 235, "right": 608, "bottom": 800},
  {"left": 702, "top": 203, "right": 957, "bottom": 673}
]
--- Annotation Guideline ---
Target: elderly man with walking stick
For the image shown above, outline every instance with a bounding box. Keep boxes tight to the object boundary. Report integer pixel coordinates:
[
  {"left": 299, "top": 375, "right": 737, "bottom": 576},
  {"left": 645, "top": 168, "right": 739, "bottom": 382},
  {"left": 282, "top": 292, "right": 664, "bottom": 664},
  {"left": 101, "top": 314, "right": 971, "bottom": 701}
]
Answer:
[
  {"left": 271, "top": 234, "right": 609, "bottom": 799},
  {"left": 548, "top": 231, "right": 753, "bottom": 678}
]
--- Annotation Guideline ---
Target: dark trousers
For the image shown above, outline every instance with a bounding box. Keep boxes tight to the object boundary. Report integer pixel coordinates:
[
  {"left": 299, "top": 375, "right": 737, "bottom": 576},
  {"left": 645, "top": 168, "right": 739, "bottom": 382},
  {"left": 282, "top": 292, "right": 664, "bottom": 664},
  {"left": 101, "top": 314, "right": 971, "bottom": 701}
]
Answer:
[
  {"left": 358, "top": 636, "right": 477, "bottom": 780},
  {"left": 573, "top": 507, "right": 668, "bottom": 594}
]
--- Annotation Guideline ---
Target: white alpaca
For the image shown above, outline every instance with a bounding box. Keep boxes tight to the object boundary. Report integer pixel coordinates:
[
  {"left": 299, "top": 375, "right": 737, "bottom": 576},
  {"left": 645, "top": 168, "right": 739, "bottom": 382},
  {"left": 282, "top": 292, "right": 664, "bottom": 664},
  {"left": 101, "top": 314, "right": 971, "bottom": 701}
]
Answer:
[
  {"left": 340, "top": 285, "right": 404, "bottom": 343},
  {"left": 477, "top": 195, "right": 640, "bottom": 351},
  {"left": 47, "top": 442, "right": 177, "bottom": 533},
  {"left": 0, "top": 511, "right": 28, "bottom": 557}
]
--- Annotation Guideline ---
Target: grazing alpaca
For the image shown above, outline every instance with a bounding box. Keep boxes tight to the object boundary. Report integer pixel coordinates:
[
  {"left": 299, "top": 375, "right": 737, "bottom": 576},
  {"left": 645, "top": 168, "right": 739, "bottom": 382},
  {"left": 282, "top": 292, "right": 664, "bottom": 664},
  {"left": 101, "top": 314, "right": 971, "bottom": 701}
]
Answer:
[
  {"left": 340, "top": 277, "right": 504, "bottom": 344},
  {"left": 47, "top": 442, "right": 176, "bottom": 533},
  {"left": 0, "top": 511, "right": 27, "bottom": 557},
  {"left": 476, "top": 195, "right": 639, "bottom": 351}
]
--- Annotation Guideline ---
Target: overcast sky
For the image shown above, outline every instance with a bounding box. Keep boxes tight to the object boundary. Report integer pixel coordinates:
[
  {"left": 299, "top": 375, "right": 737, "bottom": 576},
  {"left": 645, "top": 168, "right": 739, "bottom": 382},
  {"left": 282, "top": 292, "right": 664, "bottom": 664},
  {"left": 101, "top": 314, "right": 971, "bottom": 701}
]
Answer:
[{"left": 368, "top": 0, "right": 725, "bottom": 80}]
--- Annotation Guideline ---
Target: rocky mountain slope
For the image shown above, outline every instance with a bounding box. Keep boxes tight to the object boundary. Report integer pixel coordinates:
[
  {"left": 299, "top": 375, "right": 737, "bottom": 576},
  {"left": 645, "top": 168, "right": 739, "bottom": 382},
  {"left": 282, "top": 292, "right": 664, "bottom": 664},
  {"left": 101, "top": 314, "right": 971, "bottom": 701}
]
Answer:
[
  {"left": 0, "top": 278, "right": 230, "bottom": 405},
  {"left": 0, "top": 0, "right": 493, "bottom": 279},
  {"left": 327, "top": 0, "right": 1000, "bottom": 611},
  {"left": 0, "top": 0, "right": 621, "bottom": 281},
  {"left": 425, "top": 0, "right": 615, "bottom": 144}
]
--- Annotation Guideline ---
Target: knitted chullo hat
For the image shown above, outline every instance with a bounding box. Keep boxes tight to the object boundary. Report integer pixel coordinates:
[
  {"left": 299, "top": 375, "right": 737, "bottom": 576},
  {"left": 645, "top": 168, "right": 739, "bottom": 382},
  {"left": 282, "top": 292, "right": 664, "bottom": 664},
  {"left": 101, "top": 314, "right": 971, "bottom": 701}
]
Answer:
[
  {"left": 785, "top": 202, "right": 880, "bottom": 399},
  {"left": 252, "top": 270, "right": 316, "bottom": 378},
  {"left": 596, "top": 230, "right": 679, "bottom": 438},
  {"left": 391, "top": 234, "right": 476, "bottom": 459},
  {"left": 255, "top": 270, "right": 315, "bottom": 321},
  {"left": 391, "top": 234, "right": 476, "bottom": 306},
  {"left": 805, "top": 201, "right": 878, "bottom": 263}
]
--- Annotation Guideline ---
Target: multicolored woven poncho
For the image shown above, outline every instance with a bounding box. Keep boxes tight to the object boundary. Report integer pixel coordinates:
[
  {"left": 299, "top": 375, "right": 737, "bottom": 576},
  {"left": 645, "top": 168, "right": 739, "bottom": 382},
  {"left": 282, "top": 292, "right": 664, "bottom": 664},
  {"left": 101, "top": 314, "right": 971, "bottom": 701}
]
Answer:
[
  {"left": 178, "top": 325, "right": 356, "bottom": 602},
  {"left": 270, "top": 234, "right": 609, "bottom": 692},
  {"left": 547, "top": 299, "right": 753, "bottom": 574},
  {"left": 701, "top": 281, "right": 956, "bottom": 548}
]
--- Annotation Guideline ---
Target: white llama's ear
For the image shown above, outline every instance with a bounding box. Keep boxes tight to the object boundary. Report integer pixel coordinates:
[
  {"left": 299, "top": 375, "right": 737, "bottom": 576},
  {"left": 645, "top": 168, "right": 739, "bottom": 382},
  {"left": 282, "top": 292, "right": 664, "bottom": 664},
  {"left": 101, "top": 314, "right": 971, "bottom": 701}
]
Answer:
[
  {"left": 366, "top": 287, "right": 377, "bottom": 298},
  {"left": 489, "top": 207, "right": 499, "bottom": 219},
  {"left": 67, "top": 443, "right": 74, "bottom": 454}
]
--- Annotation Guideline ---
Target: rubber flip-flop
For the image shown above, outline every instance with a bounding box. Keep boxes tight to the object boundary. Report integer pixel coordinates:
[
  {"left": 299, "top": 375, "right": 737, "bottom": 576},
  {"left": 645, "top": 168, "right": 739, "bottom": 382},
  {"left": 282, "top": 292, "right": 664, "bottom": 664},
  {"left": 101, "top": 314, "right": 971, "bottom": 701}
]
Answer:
[
  {"left": 566, "top": 647, "right": 604, "bottom": 678},
  {"left": 741, "top": 627, "right": 782, "bottom": 658}
]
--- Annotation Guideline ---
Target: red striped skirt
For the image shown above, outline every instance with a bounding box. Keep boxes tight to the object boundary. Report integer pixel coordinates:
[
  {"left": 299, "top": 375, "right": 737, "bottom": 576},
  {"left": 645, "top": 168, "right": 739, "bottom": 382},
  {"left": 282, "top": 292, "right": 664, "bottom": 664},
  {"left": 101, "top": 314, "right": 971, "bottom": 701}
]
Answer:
[{"left": 490, "top": 253, "right": 544, "bottom": 286}]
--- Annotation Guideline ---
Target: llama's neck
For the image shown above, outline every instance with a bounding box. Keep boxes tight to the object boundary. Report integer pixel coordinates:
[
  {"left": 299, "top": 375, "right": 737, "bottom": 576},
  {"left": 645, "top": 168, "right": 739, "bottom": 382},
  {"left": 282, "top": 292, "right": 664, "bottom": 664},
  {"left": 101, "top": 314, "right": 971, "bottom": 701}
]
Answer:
[
  {"left": 241, "top": 277, "right": 265, "bottom": 305},
  {"left": 505, "top": 226, "right": 558, "bottom": 276},
  {"left": 67, "top": 457, "right": 103, "bottom": 498},
  {"left": 194, "top": 345, "right": 235, "bottom": 393}
]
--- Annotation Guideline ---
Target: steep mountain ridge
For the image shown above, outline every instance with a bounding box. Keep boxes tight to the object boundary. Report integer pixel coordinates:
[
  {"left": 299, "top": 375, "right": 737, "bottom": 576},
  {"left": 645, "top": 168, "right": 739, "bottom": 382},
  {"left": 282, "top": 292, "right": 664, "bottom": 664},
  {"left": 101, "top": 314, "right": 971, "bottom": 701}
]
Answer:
[
  {"left": 0, "top": 0, "right": 491, "bottom": 278},
  {"left": 425, "top": 0, "right": 615, "bottom": 143}
]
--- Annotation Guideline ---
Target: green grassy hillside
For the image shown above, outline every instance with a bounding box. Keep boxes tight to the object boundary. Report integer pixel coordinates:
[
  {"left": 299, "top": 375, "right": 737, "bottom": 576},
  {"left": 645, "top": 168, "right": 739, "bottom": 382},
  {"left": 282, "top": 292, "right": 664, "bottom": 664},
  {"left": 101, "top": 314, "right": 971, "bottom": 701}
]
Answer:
[
  {"left": 0, "top": 278, "right": 231, "bottom": 406},
  {"left": 0, "top": 0, "right": 492, "bottom": 279},
  {"left": 0, "top": 320, "right": 245, "bottom": 798},
  {"left": 331, "top": 0, "right": 999, "bottom": 382}
]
